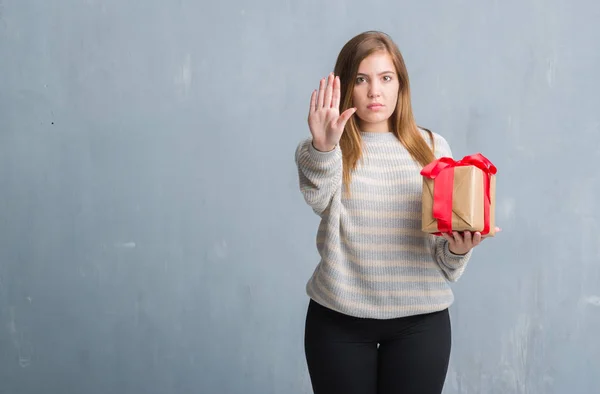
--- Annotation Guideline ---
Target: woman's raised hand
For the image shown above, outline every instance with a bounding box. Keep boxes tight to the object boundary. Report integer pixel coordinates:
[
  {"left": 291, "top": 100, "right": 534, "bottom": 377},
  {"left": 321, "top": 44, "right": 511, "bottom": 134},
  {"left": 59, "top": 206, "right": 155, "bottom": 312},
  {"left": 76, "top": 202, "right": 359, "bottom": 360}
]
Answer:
[{"left": 308, "top": 73, "right": 357, "bottom": 152}]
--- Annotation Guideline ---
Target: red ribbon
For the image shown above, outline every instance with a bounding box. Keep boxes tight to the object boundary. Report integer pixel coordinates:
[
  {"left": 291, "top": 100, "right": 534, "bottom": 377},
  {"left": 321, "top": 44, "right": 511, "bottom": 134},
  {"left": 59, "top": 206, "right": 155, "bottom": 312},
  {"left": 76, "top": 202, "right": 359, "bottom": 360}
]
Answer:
[{"left": 420, "top": 153, "right": 497, "bottom": 235}]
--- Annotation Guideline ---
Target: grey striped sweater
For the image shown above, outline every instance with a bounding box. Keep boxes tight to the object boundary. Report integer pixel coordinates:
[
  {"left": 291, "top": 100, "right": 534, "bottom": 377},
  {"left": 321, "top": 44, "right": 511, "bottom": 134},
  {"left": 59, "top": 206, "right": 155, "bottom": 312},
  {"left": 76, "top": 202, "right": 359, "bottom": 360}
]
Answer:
[{"left": 295, "top": 130, "right": 472, "bottom": 319}]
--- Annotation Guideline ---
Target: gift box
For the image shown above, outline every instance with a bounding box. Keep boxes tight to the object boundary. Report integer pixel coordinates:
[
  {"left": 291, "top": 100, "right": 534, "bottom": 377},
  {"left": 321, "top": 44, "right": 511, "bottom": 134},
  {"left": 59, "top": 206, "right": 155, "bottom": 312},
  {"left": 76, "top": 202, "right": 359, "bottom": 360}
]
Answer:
[{"left": 420, "top": 153, "right": 497, "bottom": 236}]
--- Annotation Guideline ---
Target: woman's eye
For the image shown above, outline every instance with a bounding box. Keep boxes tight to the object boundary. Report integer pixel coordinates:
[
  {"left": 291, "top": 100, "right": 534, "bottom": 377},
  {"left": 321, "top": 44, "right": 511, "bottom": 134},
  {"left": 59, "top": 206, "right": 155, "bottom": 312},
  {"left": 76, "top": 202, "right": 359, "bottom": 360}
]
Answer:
[
  {"left": 383, "top": 75, "right": 392, "bottom": 82},
  {"left": 356, "top": 77, "right": 366, "bottom": 83}
]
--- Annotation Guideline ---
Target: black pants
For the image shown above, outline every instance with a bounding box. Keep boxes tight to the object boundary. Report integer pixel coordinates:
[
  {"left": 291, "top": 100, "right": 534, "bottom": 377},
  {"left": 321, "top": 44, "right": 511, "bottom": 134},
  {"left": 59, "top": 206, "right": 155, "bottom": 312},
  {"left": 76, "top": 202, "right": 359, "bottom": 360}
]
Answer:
[{"left": 304, "top": 299, "right": 451, "bottom": 394}]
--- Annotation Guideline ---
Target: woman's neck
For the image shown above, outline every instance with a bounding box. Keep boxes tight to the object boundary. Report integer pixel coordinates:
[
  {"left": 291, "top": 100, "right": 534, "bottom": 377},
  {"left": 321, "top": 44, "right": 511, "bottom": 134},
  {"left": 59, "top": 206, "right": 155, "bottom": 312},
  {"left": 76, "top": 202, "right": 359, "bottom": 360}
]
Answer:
[{"left": 358, "top": 120, "right": 390, "bottom": 133}]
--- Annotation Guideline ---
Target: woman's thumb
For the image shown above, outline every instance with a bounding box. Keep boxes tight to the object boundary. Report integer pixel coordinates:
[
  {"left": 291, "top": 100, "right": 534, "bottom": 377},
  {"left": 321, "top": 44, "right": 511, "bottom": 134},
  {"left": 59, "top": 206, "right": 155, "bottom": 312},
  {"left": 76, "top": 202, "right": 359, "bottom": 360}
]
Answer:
[{"left": 337, "top": 107, "right": 357, "bottom": 128}]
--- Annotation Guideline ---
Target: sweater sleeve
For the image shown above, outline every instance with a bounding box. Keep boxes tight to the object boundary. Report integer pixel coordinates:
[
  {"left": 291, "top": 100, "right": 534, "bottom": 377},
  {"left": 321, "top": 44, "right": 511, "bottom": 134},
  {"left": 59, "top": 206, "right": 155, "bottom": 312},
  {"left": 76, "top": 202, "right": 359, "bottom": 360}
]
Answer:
[
  {"left": 294, "top": 138, "right": 343, "bottom": 216},
  {"left": 429, "top": 132, "right": 472, "bottom": 282}
]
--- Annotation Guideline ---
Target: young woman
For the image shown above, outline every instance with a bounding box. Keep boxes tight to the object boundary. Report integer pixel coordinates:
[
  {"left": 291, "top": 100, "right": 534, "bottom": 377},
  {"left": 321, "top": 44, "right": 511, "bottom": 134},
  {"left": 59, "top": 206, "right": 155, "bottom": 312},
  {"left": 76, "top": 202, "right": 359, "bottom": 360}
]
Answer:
[{"left": 294, "top": 31, "right": 499, "bottom": 394}]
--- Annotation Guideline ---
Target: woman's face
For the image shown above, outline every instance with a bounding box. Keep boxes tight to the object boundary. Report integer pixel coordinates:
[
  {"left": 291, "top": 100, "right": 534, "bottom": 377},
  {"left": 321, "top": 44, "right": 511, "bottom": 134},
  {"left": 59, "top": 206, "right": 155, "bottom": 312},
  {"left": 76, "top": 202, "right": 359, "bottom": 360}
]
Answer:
[{"left": 351, "top": 51, "right": 399, "bottom": 133}]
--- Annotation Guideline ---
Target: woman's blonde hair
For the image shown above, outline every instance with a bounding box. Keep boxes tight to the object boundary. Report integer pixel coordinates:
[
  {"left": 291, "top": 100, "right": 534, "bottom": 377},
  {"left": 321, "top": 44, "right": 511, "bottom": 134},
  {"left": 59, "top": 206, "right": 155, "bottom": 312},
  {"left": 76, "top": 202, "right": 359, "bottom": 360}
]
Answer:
[{"left": 334, "top": 31, "right": 435, "bottom": 188}]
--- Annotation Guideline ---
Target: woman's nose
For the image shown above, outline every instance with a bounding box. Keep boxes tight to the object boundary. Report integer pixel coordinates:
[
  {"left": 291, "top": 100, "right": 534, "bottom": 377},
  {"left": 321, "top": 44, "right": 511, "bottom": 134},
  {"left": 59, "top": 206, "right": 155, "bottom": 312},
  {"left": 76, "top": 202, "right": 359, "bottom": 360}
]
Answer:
[{"left": 368, "top": 81, "right": 381, "bottom": 98}]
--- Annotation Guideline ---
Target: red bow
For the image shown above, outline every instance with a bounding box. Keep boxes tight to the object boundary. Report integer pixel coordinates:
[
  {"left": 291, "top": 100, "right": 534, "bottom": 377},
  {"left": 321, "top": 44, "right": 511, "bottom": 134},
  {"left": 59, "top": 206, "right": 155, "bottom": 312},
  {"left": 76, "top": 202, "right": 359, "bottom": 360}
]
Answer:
[{"left": 420, "top": 153, "right": 497, "bottom": 235}]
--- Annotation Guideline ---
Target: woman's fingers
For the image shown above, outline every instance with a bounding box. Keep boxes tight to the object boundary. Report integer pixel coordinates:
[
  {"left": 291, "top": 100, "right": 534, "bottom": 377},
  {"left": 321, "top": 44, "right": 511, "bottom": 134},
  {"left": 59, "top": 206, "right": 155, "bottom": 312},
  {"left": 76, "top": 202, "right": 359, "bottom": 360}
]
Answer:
[
  {"left": 452, "top": 231, "right": 462, "bottom": 245},
  {"left": 314, "top": 73, "right": 337, "bottom": 110},
  {"left": 324, "top": 73, "right": 334, "bottom": 108},
  {"left": 463, "top": 231, "right": 472, "bottom": 246},
  {"left": 441, "top": 232, "right": 453, "bottom": 244},
  {"left": 332, "top": 76, "right": 341, "bottom": 109},
  {"left": 316, "top": 77, "right": 326, "bottom": 109},
  {"left": 309, "top": 89, "right": 316, "bottom": 114}
]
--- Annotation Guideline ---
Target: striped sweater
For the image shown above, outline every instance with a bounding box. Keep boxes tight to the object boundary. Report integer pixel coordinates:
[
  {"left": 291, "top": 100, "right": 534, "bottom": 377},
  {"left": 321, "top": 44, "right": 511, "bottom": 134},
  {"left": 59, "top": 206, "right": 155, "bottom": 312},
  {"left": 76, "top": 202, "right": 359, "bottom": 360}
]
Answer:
[{"left": 295, "top": 130, "right": 472, "bottom": 319}]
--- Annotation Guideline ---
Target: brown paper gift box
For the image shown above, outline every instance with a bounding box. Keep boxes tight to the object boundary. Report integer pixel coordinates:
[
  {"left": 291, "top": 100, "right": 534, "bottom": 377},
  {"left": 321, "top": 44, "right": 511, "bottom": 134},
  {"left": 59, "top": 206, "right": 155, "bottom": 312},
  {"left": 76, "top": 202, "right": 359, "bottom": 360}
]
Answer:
[{"left": 421, "top": 162, "right": 497, "bottom": 236}]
